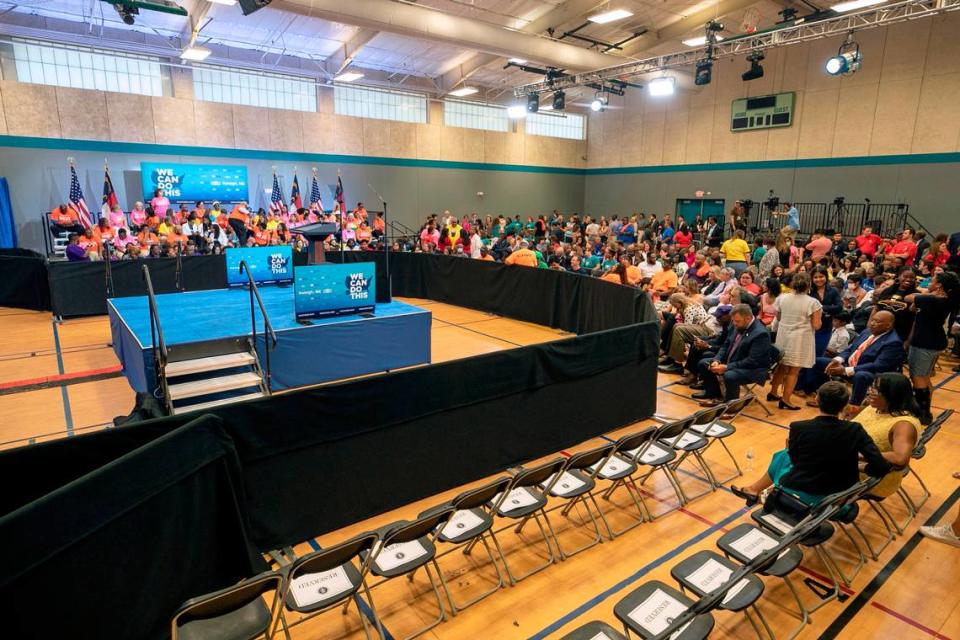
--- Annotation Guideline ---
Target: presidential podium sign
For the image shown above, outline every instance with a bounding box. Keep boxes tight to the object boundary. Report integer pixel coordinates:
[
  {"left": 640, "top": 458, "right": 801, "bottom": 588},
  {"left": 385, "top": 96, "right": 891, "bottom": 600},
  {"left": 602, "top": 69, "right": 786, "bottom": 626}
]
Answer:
[{"left": 294, "top": 263, "right": 376, "bottom": 320}]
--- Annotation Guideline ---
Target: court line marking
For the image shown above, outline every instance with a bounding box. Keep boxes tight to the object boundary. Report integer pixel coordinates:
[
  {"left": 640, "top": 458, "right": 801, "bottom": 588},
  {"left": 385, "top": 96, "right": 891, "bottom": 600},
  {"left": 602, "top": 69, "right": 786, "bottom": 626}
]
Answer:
[
  {"left": 869, "top": 601, "right": 954, "bottom": 639},
  {"left": 50, "top": 320, "right": 73, "bottom": 436},
  {"left": 817, "top": 485, "right": 960, "bottom": 639},
  {"left": 0, "top": 365, "right": 122, "bottom": 393}
]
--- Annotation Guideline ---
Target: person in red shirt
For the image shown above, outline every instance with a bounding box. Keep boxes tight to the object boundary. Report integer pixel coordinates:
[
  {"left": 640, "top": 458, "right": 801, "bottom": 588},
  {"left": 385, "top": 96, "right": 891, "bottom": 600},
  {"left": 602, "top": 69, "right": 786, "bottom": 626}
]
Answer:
[
  {"left": 855, "top": 225, "right": 882, "bottom": 258},
  {"left": 889, "top": 228, "right": 918, "bottom": 265},
  {"left": 48, "top": 204, "right": 84, "bottom": 236},
  {"left": 805, "top": 230, "right": 833, "bottom": 261}
]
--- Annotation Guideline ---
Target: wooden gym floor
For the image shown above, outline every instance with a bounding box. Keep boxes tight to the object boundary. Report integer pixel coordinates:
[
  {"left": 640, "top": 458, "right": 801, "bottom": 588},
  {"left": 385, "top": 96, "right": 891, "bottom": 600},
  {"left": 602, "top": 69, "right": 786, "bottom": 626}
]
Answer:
[{"left": 1, "top": 302, "right": 959, "bottom": 639}]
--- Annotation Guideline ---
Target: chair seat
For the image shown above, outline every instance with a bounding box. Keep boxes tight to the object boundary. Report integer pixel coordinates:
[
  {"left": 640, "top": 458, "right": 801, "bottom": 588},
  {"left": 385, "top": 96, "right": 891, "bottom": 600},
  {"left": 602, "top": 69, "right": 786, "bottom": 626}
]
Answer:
[
  {"left": 613, "top": 580, "right": 715, "bottom": 640},
  {"left": 670, "top": 550, "right": 764, "bottom": 612},
  {"left": 284, "top": 561, "right": 363, "bottom": 613},
  {"left": 830, "top": 502, "right": 860, "bottom": 524},
  {"left": 659, "top": 431, "right": 708, "bottom": 452},
  {"left": 364, "top": 537, "right": 437, "bottom": 578},
  {"left": 750, "top": 508, "right": 835, "bottom": 546},
  {"left": 632, "top": 443, "right": 676, "bottom": 467},
  {"left": 689, "top": 420, "right": 735, "bottom": 438},
  {"left": 716, "top": 523, "right": 802, "bottom": 577},
  {"left": 544, "top": 469, "right": 596, "bottom": 498},
  {"left": 557, "top": 619, "right": 628, "bottom": 640},
  {"left": 591, "top": 454, "right": 638, "bottom": 480},
  {"left": 491, "top": 486, "right": 548, "bottom": 518},
  {"left": 176, "top": 598, "right": 273, "bottom": 640},
  {"left": 436, "top": 507, "right": 493, "bottom": 543}
]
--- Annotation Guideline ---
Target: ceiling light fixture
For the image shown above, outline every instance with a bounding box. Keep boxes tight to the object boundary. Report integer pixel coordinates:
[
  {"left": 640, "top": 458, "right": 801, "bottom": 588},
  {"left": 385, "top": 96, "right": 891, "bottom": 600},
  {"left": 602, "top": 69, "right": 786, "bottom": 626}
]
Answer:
[
  {"left": 552, "top": 90, "right": 566, "bottom": 111},
  {"left": 831, "top": 0, "right": 886, "bottom": 12},
  {"left": 682, "top": 35, "right": 724, "bottom": 47},
  {"left": 508, "top": 58, "right": 528, "bottom": 64},
  {"left": 590, "top": 92, "right": 608, "bottom": 112},
  {"left": 334, "top": 71, "right": 364, "bottom": 82},
  {"left": 826, "top": 34, "right": 862, "bottom": 75},
  {"left": 742, "top": 51, "right": 765, "bottom": 81},
  {"left": 648, "top": 76, "right": 675, "bottom": 97},
  {"left": 507, "top": 105, "right": 527, "bottom": 118},
  {"left": 588, "top": 9, "right": 633, "bottom": 24},
  {"left": 180, "top": 46, "right": 212, "bottom": 61},
  {"left": 448, "top": 86, "right": 479, "bottom": 97},
  {"left": 207, "top": 0, "right": 238, "bottom": 5},
  {"left": 526, "top": 93, "right": 539, "bottom": 113},
  {"left": 695, "top": 59, "right": 713, "bottom": 86}
]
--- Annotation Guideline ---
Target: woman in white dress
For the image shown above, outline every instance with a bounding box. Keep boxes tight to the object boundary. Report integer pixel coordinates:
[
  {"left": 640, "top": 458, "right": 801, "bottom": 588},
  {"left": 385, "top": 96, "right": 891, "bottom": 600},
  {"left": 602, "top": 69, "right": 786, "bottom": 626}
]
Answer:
[{"left": 768, "top": 272, "right": 822, "bottom": 410}]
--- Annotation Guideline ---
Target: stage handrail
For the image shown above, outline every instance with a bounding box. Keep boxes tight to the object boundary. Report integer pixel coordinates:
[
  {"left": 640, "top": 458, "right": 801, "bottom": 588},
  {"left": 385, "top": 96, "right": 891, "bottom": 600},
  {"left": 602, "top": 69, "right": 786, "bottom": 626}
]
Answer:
[
  {"left": 140, "top": 264, "right": 169, "bottom": 405},
  {"left": 103, "top": 240, "right": 114, "bottom": 298},
  {"left": 174, "top": 242, "right": 184, "bottom": 292},
  {"left": 237, "top": 259, "right": 278, "bottom": 392}
]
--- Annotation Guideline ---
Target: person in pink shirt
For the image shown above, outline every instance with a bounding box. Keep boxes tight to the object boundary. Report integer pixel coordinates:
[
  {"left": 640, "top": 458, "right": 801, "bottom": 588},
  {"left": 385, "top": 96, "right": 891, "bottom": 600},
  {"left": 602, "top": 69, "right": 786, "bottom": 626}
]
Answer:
[
  {"left": 150, "top": 188, "right": 170, "bottom": 218},
  {"left": 129, "top": 201, "right": 147, "bottom": 227},
  {"left": 107, "top": 204, "right": 128, "bottom": 230},
  {"left": 805, "top": 231, "right": 833, "bottom": 261},
  {"left": 419, "top": 223, "right": 440, "bottom": 247},
  {"left": 113, "top": 227, "right": 137, "bottom": 254},
  {"left": 855, "top": 225, "right": 882, "bottom": 258}
]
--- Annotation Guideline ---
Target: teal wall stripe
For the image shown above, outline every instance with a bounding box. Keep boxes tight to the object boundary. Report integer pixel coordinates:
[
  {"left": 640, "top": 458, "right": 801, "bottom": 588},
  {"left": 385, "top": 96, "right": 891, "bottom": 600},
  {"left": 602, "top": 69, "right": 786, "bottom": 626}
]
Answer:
[{"left": 0, "top": 134, "right": 958, "bottom": 175}]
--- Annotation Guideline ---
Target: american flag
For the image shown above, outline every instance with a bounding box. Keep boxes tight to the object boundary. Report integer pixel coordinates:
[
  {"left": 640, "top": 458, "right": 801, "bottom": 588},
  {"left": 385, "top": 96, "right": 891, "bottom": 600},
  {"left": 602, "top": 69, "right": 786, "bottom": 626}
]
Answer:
[
  {"left": 101, "top": 166, "right": 119, "bottom": 220},
  {"left": 290, "top": 173, "right": 303, "bottom": 210},
  {"left": 69, "top": 164, "right": 93, "bottom": 229},
  {"left": 269, "top": 172, "right": 283, "bottom": 214},
  {"left": 309, "top": 172, "right": 323, "bottom": 211}
]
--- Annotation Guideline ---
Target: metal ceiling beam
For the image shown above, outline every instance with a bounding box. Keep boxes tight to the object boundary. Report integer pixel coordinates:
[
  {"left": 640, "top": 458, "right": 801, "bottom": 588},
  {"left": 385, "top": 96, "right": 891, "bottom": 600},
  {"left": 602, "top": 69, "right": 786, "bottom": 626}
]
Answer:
[
  {"left": 435, "top": 53, "right": 499, "bottom": 92},
  {"left": 514, "top": 0, "right": 960, "bottom": 95},
  {"left": 617, "top": 0, "right": 764, "bottom": 57},
  {"left": 323, "top": 28, "right": 379, "bottom": 77},
  {"left": 180, "top": 0, "right": 213, "bottom": 47}
]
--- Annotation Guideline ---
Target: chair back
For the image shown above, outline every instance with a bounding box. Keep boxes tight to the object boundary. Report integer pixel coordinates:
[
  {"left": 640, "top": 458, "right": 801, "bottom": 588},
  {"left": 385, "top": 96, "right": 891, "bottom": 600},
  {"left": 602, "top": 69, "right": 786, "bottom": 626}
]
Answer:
[
  {"left": 511, "top": 457, "right": 566, "bottom": 491},
  {"left": 690, "top": 405, "right": 726, "bottom": 430},
  {"left": 914, "top": 408, "right": 953, "bottom": 458},
  {"left": 768, "top": 344, "right": 784, "bottom": 375},
  {"left": 724, "top": 393, "right": 754, "bottom": 419},
  {"left": 655, "top": 416, "right": 696, "bottom": 442},
  {"left": 564, "top": 443, "right": 616, "bottom": 475},
  {"left": 172, "top": 572, "right": 283, "bottom": 631},
  {"left": 452, "top": 477, "right": 513, "bottom": 511},
  {"left": 613, "top": 427, "right": 657, "bottom": 459},
  {"left": 383, "top": 508, "right": 456, "bottom": 546},
  {"left": 289, "top": 532, "right": 379, "bottom": 579}
]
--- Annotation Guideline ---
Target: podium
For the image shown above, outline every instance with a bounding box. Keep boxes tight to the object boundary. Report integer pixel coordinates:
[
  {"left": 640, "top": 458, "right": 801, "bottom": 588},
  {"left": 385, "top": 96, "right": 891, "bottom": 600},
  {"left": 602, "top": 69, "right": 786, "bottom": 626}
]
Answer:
[{"left": 292, "top": 222, "right": 339, "bottom": 264}]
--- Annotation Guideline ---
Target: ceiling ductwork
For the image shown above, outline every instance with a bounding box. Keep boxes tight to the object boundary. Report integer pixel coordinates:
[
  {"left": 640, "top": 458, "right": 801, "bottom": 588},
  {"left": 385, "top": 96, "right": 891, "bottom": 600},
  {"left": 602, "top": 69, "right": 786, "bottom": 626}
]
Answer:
[{"left": 275, "top": 0, "right": 619, "bottom": 71}]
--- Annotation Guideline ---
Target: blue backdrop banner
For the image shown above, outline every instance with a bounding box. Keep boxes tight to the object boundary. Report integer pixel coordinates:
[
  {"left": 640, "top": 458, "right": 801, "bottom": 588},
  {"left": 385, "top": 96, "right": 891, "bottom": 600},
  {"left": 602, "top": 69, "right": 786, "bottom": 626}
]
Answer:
[
  {"left": 0, "top": 177, "right": 16, "bottom": 248},
  {"left": 225, "top": 246, "right": 293, "bottom": 287},
  {"left": 140, "top": 162, "right": 249, "bottom": 203},
  {"left": 295, "top": 263, "right": 376, "bottom": 319}
]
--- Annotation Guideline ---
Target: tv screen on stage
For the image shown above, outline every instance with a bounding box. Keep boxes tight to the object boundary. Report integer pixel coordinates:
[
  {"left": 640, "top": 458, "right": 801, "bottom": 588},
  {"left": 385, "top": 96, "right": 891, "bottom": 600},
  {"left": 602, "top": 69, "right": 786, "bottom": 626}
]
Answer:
[
  {"left": 294, "top": 263, "right": 376, "bottom": 320},
  {"left": 140, "top": 162, "right": 249, "bottom": 203},
  {"left": 225, "top": 246, "right": 293, "bottom": 287}
]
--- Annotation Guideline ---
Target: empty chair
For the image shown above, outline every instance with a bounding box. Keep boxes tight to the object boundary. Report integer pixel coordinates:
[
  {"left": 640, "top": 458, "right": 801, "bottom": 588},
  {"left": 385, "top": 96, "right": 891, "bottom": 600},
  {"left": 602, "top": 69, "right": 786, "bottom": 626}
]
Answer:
[
  {"left": 613, "top": 579, "right": 715, "bottom": 639},
  {"left": 640, "top": 416, "right": 715, "bottom": 504},
  {"left": 691, "top": 394, "right": 755, "bottom": 484},
  {"left": 171, "top": 571, "right": 284, "bottom": 640},
  {"left": 487, "top": 457, "right": 566, "bottom": 585},
  {"left": 363, "top": 508, "right": 456, "bottom": 639},
  {"left": 717, "top": 523, "right": 808, "bottom": 640},
  {"left": 900, "top": 409, "right": 953, "bottom": 512},
  {"left": 277, "top": 532, "right": 380, "bottom": 640},
  {"left": 421, "top": 476, "right": 512, "bottom": 614},
  {"left": 592, "top": 428, "right": 658, "bottom": 533},
  {"left": 745, "top": 346, "right": 783, "bottom": 417},
  {"left": 670, "top": 549, "right": 774, "bottom": 640},
  {"left": 540, "top": 443, "right": 617, "bottom": 558},
  {"left": 558, "top": 620, "right": 628, "bottom": 640}
]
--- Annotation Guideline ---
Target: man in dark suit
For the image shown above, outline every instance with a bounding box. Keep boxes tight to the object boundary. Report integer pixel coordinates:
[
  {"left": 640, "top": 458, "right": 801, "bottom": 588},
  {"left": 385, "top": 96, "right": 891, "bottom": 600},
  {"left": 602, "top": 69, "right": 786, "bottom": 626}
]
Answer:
[
  {"left": 806, "top": 310, "right": 903, "bottom": 409},
  {"left": 705, "top": 216, "right": 723, "bottom": 248},
  {"left": 693, "top": 304, "right": 772, "bottom": 405},
  {"left": 680, "top": 304, "right": 732, "bottom": 388}
]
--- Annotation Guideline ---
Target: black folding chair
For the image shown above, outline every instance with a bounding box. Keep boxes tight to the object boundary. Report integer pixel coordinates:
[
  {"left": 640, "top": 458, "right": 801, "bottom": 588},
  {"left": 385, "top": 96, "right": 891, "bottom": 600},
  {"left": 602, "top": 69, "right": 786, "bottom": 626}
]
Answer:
[
  {"left": 690, "top": 394, "right": 754, "bottom": 484},
  {"left": 558, "top": 620, "right": 628, "bottom": 640},
  {"left": 613, "top": 579, "right": 715, "bottom": 639},
  {"left": 172, "top": 571, "right": 284, "bottom": 640},
  {"left": 593, "top": 427, "right": 658, "bottom": 532},
  {"left": 745, "top": 346, "right": 783, "bottom": 417},
  {"left": 639, "top": 416, "right": 714, "bottom": 504},
  {"left": 900, "top": 409, "right": 953, "bottom": 512}
]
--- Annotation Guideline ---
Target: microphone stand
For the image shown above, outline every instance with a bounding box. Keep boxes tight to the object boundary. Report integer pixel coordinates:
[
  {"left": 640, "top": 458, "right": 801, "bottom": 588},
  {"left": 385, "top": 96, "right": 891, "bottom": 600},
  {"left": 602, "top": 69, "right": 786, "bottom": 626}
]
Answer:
[
  {"left": 368, "top": 183, "right": 391, "bottom": 300},
  {"left": 104, "top": 239, "right": 114, "bottom": 298},
  {"left": 175, "top": 242, "right": 184, "bottom": 292}
]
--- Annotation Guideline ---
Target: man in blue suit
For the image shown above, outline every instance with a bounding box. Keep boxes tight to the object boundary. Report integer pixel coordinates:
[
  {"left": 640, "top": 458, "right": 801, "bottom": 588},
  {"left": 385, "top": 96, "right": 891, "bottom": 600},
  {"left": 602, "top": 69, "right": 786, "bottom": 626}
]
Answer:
[
  {"left": 693, "top": 304, "right": 772, "bottom": 405},
  {"left": 811, "top": 310, "right": 904, "bottom": 409}
]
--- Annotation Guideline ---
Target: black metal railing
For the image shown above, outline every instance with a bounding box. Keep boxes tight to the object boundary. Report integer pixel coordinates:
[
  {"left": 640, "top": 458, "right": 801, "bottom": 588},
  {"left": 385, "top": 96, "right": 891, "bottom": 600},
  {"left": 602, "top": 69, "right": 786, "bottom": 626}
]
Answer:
[
  {"left": 103, "top": 240, "right": 114, "bottom": 297},
  {"left": 141, "top": 264, "right": 169, "bottom": 403},
  {"left": 174, "top": 242, "right": 185, "bottom": 292},
  {"left": 237, "top": 259, "right": 278, "bottom": 392},
  {"left": 746, "top": 200, "right": 917, "bottom": 239}
]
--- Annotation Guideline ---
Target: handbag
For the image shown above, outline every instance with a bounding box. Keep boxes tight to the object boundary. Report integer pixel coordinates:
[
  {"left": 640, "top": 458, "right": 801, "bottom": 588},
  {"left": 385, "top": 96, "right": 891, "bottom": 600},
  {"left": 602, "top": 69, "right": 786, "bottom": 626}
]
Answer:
[{"left": 762, "top": 486, "right": 811, "bottom": 521}]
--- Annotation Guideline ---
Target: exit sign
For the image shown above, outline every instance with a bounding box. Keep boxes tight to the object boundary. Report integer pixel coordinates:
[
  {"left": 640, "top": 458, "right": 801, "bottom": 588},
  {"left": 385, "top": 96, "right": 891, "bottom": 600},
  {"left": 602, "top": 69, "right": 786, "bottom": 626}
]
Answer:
[{"left": 731, "top": 92, "right": 794, "bottom": 132}]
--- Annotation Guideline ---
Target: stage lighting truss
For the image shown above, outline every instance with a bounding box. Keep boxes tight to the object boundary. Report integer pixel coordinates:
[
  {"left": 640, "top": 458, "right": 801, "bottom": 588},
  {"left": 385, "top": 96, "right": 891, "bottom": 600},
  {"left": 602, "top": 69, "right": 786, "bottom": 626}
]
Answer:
[
  {"left": 826, "top": 34, "right": 862, "bottom": 75},
  {"left": 512, "top": 0, "right": 959, "bottom": 98}
]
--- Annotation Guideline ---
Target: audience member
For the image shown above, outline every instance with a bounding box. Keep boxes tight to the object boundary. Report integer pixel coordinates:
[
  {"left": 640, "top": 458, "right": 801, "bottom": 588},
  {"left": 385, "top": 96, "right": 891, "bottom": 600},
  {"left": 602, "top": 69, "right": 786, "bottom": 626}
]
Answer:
[
  {"left": 769, "top": 273, "right": 822, "bottom": 410},
  {"left": 693, "top": 304, "right": 772, "bottom": 406}
]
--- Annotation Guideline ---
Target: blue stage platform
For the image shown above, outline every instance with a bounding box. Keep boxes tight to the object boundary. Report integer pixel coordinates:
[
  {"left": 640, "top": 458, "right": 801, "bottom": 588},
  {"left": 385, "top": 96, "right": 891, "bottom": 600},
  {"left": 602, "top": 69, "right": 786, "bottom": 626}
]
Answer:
[{"left": 108, "top": 287, "right": 432, "bottom": 393}]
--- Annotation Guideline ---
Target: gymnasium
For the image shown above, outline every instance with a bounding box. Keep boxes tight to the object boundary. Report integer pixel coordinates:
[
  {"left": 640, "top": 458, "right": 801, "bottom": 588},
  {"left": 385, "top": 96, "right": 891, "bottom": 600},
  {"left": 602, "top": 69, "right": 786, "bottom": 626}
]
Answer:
[{"left": 0, "top": 0, "right": 959, "bottom": 638}]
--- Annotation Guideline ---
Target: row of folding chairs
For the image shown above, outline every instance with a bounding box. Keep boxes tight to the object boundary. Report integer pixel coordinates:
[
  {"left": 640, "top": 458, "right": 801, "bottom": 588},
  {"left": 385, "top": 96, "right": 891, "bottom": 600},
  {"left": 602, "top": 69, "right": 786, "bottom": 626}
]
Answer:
[
  {"left": 559, "top": 479, "right": 881, "bottom": 640},
  {"left": 170, "top": 396, "right": 758, "bottom": 640}
]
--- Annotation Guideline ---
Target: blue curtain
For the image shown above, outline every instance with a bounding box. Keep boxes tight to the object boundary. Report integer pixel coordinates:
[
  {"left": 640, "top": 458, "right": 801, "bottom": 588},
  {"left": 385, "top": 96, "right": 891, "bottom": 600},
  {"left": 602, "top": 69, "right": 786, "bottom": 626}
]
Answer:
[{"left": 0, "top": 177, "right": 16, "bottom": 248}]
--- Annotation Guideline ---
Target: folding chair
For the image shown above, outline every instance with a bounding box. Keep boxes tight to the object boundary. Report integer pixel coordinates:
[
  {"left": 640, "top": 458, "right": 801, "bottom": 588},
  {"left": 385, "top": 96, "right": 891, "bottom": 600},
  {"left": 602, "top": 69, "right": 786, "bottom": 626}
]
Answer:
[
  {"left": 363, "top": 509, "right": 456, "bottom": 639},
  {"left": 487, "top": 457, "right": 566, "bottom": 585},
  {"left": 717, "top": 523, "right": 808, "bottom": 640},
  {"left": 644, "top": 416, "right": 716, "bottom": 503},
  {"left": 422, "top": 476, "right": 512, "bottom": 615},
  {"left": 593, "top": 428, "right": 658, "bottom": 532},
  {"left": 276, "top": 532, "right": 380, "bottom": 640},
  {"left": 745, "top": 346, "right": 783, "bottom": 417},
  {"left": 689, "top": 394, "right": 754, "bottom": 485},
  {"left": 172, "top": 571, "right": 284, "bottom": 640},
  {"left": 558, "top": 620, "right": 628, "bottom": 640},
  {"left": 613, "top": 579, "right": 715, "bottom": 639},
  {"left": 670, "top": 549, "right": 774, "bottom": 640},
  {"left": 900, "top": 409, "right": 953, "bottom": 512},
  {"left": 541, "top": 443, "right": 617, "bottom": 558}
]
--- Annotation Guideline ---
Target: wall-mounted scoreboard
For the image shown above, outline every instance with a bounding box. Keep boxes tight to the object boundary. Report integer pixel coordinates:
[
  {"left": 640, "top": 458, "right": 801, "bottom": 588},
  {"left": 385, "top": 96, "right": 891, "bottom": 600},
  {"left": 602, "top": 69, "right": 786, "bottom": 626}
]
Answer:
[{"left": 731, "top": 92, "right": 795, "bottom": 132}]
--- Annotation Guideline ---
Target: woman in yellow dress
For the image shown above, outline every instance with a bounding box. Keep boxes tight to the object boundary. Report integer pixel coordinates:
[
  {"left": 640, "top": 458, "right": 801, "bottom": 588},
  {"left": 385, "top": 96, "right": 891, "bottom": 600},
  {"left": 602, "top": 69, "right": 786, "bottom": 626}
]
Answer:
[{"left": 854, "top": 372, "right": 922, "bottom": 498}]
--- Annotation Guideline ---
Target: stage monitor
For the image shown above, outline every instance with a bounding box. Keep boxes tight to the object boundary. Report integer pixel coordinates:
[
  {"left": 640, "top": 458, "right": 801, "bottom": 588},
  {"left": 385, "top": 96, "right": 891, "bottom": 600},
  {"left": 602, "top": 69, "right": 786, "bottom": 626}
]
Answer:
[
  {"left": 294, "top": 263, "right": 375, "bottom": 320},
  {"left": 225, "top": 246, "right": 293, "bottom": 287},
  {"left": 140, "top": 162, "right": 249, "bottom": 203}
]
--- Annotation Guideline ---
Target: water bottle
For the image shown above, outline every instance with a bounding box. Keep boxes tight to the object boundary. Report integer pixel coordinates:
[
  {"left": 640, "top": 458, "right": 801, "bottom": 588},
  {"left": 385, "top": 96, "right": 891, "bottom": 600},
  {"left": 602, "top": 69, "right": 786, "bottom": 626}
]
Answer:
[{"left": 745, "top": 447, "right": 755, "bottom": 472}]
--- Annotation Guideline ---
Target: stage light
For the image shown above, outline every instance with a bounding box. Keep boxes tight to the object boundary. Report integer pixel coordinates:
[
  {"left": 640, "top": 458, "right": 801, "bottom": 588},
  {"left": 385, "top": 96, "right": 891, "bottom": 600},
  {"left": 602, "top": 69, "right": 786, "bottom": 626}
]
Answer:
[
  {"left": 683, "top": 35, "right": 724, "bottom": 47},
  {"left": 648, "top": 76, "right": 675, "bottom": 97},
  {"left": 180, "top": 46, "right": 212, "bottom": 61},
  {"left": 507, "top": 105, "right": 527, "bottom": 118},
  {"left": 589, "top": 92, "right": 608, "bottom": 112},
  {"left": 742, "top": 51, "right": 765, "bottom": 81},
  {"left": 448, "top": 86, "right": 479, "bottom": 97},
  {"left": 334, "top": 71, "right": 364, "bottom": 82},
  {"left": 832, "top": 0, "right": 885, "bottom": 12},
  {"left": 526, "top": 93, "right": 539, "bottom": 112},
  {"left": 825, "top": 51, "right": 860, "bottom": 74},
  {"left": 695, "top": 59, "right": 713, "bottom": 86},
  {"left": 508, "top": 57, "right": 528, "bottom": 64},
  {"left": 588, "top": 9, "right": 633, "bottom": 24},
  {"left": 552, "top": 90, "right": 566, "bottom": 111}
]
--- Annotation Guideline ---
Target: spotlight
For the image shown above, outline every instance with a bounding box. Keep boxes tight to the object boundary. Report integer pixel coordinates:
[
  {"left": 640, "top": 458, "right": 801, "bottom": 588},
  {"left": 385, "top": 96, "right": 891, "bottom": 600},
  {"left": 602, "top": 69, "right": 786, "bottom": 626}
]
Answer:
[
  {"left": 526, "top": 93, "right": 539, "bottom": 113},
  {"left": 552, "top": 90, "right": 566, "bottom": 111},
  {"left": 507, "top": 105, "right": 527, "bottom": 118},
  {"left": 826, "top": 36, "right": 861, "bottom": 76},
  {"left": 695, "top": 59, "right": 713, "bottom": 86},
  {"left": 648, "top": 76, "right": 675, "bottom": 97},
  {"left": 590, "top": 93, "right": 608, "bottom": 112},
  {"left": 742, "top": 51, "right": 765, "bottom": 81}
]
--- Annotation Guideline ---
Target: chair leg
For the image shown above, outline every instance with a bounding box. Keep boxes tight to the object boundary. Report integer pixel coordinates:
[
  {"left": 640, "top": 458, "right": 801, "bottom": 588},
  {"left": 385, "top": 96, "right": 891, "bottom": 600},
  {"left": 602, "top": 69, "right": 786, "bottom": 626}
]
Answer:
[
  {"left": 501, "top": 510, "right": 559, "bottom": 584},
  {"left": 598, "top": 476, "right": 649, "bottom": 535},
  {"left": 903, "top": 467, "right": 932, "bottom": 510},
  {"left": 395, "top": 561, "right": 447, "bottom": 640},
  {"left": 779, "top": 574, "right": 811, "bottom": 640},
  {"left": 710, "top": 438, "right": 744, "bottom": 485},
  {"left": 438, "top": 533, "right": 507, "bottom": 615},
  {"left": 875, "top": 494, "right": 913, "bottom": 534},
  {"left": 804, "top": 546, "right": 841, "bottom": 614},
  {"left": 833, "top": 524, "right": 866, "bottom": 586},
  {"left": 552, "top": 493, "right": 606, "bottom": 559},
  {"left": 856, "top": 503, "right": 895, "bottom": 559}
]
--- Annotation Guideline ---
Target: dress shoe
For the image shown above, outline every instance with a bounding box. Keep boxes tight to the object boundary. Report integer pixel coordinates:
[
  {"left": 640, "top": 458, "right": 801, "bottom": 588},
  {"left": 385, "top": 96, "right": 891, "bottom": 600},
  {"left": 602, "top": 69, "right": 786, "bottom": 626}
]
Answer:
[
  {"left": 779, "top": 399, "right": 801, "bottom": 411},
  {"left": 766, "top": 393, "right": 780, "bottom": 402},
  {"left": 731, "top": 486, "right": 760, "bottom": 507},
  {"left": 658, "top": 356, "right": 674, "bottom": 366},
  {"left": 677, "top": 375, "right": 697, "bottom": 386},
  {"left": 691, "top": 391, "right": 712, "bottom": 400},
  {"left": 658, "top": 364, "right": 684, "bottom": 375},
  {"left": 689, "top": 381, "right": 705, "bottom": 390}
]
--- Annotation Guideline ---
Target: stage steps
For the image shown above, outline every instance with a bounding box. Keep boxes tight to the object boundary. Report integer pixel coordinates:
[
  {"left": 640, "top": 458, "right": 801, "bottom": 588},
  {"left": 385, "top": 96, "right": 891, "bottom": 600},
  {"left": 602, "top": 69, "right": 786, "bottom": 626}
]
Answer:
[
  {"left": 161, "top": 338, "right": 270, "bottom": 415},
  {"left": 165, "top": 352, "right": 257, "bottom": 377}
]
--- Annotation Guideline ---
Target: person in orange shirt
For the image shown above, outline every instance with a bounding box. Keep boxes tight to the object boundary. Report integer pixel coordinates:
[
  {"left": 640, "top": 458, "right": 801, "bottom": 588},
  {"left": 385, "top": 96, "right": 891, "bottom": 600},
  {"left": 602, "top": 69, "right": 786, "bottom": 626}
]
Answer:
[
  {"left": 77, "top": 227, "right": 100, "bottom": 255},
  {"left": 504, "top": 240, "right": 539, "bottom": 267},
  {"left": 48, "top": 204, "right": 84, "bottom": 236},
  {"left": 651, "top": 260, "right": 679, "bottom": 296},
  {"left": 167, "top": 225, "right": 189, "bottom": 249},
  {"left": 137, "top": 225, "right": 159, "bottom": 248},
  {"left": 373, "top": 212, "right": 385, "bottom": 238},
  {"left": 601, "top": 263, "right": 628, "bottom": 285},
  {"left": 228, "top": 203, "right": 253, "bottom": 244},
  {"left": 623, "top": 257, "right": 642, "bottom": 286},
  {"left": 248, "top": 222, "right": 271, "bottom": 247},
  {"left": 92, "top": 218, "right": 115, "bottom": 246},
  {"left": 357, "top": 222, "right": 373, "bottom": 243},
  {"left": 478, "top": 246, "right": 495, "bottom": 261}
]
